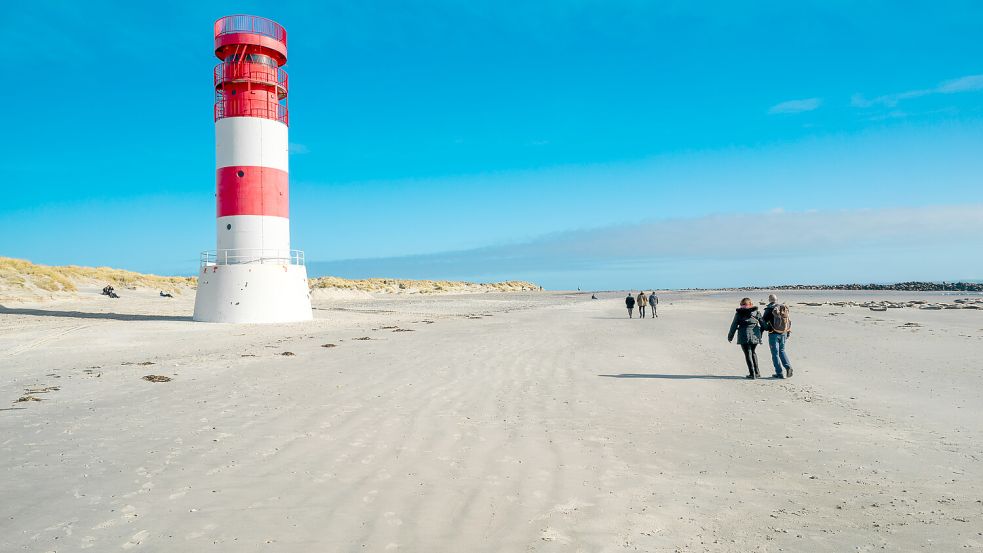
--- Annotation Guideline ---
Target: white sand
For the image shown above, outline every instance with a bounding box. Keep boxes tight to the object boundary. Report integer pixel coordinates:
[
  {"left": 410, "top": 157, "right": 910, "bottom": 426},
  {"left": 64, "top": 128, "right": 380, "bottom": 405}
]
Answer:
[{"left": 1, "top": 289, "right": 982, "bottom": 551}]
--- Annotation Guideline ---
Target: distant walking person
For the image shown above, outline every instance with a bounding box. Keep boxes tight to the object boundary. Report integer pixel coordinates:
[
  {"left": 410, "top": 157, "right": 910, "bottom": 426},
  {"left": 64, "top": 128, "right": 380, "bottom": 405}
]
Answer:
[
  {"left": 728, "top": 297, "right": 762, "bottom": 379},
  {"left": 636, "top": 291, "right": 648, "bottom": 319},
  {"left": 648, "top": 292, "right": 659, "bottom": 318},
  {"left": 763, "top": 294, "right": 793, "bottom": 378},
  {"left": 625, "top": 293, "right": 636, "bottom": 318}
]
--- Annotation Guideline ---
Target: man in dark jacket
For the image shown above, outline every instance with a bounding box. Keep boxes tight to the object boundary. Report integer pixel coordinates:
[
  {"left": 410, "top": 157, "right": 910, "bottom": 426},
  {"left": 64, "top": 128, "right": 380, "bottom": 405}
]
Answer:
[
  {"left": 648, "top": 292, "right": 659, "bottom": 318},
  {"left": 625, "top": 293, "right": 636, "bottom": 318},
  {"left": 762, "top": 294, "right": 793, "bottom": 378}
]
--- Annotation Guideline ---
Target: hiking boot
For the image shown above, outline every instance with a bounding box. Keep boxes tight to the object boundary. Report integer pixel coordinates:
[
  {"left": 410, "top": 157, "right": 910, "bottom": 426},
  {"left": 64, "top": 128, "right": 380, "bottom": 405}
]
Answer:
[
  {"left": 773, "top": 373, "right": 784, "bottom": 379},
  {"left": 746, "top": 374, "right": 755, "bottom": 379},
  {"left": 754, "top": 369, "right": 760, "bottom": 378},
  {"left": 786, "top": 367, "right": 793, "bottom": 377}
]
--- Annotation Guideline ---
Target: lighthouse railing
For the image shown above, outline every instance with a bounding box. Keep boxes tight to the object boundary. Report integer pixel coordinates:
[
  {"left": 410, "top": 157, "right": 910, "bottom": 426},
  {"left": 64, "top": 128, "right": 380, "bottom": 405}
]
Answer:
[
  {"left": 214, "top": 15, "right": 287, "bottom": 46},
  {"left": 214, "top": 62, "right": 288, "bottom": 97},
  {"left": 214, "top": 100, "right": 289, "bottom": 124},
  {"left": 200, "top": 249, "right": 305, "bottom": 268}
]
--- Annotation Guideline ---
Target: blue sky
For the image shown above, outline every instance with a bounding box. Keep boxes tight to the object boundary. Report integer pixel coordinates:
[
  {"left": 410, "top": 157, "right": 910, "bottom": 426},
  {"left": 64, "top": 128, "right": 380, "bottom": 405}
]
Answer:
[{"left": 2, "top": 1, "right": 982, "bottom": 289}]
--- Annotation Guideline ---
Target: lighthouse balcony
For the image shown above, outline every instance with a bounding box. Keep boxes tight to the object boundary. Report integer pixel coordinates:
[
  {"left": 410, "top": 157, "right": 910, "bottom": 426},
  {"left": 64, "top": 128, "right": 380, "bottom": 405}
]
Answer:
[
  {"left": 200, "top": 249, "right": 305, "bottom": 268},
  {"left": 214, "top": 98, "right": 288, "bottom": 124},
  {"left": 214, "top": 62, "right": 288, "bottom": 99},
  {"left": 214, "top": 15, "right": 288, "bottom": 66}
]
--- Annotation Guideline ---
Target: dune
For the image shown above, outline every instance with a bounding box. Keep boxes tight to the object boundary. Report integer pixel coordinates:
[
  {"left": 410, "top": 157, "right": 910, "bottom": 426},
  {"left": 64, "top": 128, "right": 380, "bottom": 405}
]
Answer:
[
  {"left": 309, "top": 276, "right": 540, "bottom": 295},
  {"left": 0, "top": 257, "right": 539, "bottom": 304},
  {"left": 0, "top": 257, "right": 195, "bottom": 302}
]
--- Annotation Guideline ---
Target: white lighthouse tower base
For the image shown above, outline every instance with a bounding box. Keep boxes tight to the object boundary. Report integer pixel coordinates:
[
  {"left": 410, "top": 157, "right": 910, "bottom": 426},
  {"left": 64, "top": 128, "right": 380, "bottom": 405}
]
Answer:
[{"left": 193, "top": 251, "right": 313, "bottom": 323}]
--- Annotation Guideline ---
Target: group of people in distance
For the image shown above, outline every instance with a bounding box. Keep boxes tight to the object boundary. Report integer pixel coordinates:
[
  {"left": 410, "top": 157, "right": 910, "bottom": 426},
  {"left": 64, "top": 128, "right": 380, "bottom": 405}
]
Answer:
[
  {"left": 624, "top": 291, "right": 659, "bottom": 318},
  {"left": 728, "top": 294, "right": 794, "bottom": 380}
]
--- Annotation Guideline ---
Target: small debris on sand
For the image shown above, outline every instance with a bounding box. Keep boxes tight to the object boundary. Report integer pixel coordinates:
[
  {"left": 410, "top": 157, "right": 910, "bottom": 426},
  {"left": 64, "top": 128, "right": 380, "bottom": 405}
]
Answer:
[
  {"left": 354, "top": 337, "right": 373, "bottom": 341},
  {"left": 393, "top": 328, "right": 415, "bottom": 332},
  {"left": 122, "top": 361, "right": 156, "bottom": 366},
  {"left": 241, "top": 354, "right": 257, "bottom": 357},
  {"left": 16, "top": 395, "right": 43, "bottom": 402},
  {"left": 321, "top": 343, "right": 337, "bottom": 348},
  {"left": 142, "top": 375, "right": 172, "bottom": 383},
  {"left": 24, "top": 386, "right": 60, "bottom": 394},
  {"left": 280, "top": 351, "right": 296, "bottom": 356},
  {"left": 378, "top": 326, "right": 399, "bottom": 330}
]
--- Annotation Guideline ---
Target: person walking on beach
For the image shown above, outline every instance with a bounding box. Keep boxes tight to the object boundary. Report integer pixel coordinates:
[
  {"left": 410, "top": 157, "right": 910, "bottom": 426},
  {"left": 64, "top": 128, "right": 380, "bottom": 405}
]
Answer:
[
  {"left": 636, "top": 291, "right": 648, "bottom": 319},
  {"left": 728, "top": 297, "right": 762, "bottom": 379},
  {"left": 648, "top": 292, "right": 659, "bottom": 318},
  {"left": 625, "top": 293, "right": 636, "bottom": 318},
  {"left": 763, "top": 294, "right": 793, "bottom": 378}
]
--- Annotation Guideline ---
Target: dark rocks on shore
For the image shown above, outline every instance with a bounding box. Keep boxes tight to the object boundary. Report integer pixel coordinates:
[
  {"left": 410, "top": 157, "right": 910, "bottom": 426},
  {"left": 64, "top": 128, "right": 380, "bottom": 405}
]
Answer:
[{"left": 735, "top": 281, "right": 983, "bottom": 292}]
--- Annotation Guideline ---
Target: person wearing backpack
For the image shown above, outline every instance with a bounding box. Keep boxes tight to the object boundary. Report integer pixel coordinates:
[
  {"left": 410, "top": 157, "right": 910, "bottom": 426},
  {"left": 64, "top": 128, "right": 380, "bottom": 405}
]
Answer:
[
  {"left": 625, "top": 293, "right": 636, "bottom": 318},
  {"left": 762, "top": 294, "right": 793, "bottom": 378},
  {"left": 728, "top": 297, "right": 763, "bottom": 379}
]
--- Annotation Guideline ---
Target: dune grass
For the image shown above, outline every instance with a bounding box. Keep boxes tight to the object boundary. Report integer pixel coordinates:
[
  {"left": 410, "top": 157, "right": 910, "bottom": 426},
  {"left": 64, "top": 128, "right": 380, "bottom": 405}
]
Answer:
[
  {"left": 1, "top": 257, "right": 538, "bottom": 299},
  {"left": 0, "top": 257, "right": 195, "bottom": 294},
  {"left": 309, "top": 276, "right": 539, "bottom": 294}
]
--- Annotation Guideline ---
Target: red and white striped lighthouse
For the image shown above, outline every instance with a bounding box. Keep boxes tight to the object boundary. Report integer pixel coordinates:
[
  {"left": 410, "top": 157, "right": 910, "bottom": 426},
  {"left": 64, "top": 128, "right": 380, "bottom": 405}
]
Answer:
[{"left": 193, "top": 15, "right": 313, "bottom": 323}]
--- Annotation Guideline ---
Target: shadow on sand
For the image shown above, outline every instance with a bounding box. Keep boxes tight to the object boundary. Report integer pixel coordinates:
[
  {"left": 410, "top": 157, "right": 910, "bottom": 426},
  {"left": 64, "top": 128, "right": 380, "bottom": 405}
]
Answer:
[
  {"left": 598, "top": 373, "right": 746, "bottom": 380},
  {"left": 0, "top": 306, "right": 192, "bottom": 323}
]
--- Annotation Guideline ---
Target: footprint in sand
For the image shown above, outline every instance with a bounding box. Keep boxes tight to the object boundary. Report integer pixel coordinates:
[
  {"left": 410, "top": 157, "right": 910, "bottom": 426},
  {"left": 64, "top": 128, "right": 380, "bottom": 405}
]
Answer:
[
  {"left": 539, "top": 526, "right": 571, "bottom": 543},
  {"left": 121, "top": 530, "right": 150, "bottom": 549}
]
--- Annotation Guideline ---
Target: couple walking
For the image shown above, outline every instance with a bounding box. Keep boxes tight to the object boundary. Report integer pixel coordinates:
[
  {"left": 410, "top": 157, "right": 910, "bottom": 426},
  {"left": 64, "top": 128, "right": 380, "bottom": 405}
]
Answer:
[
  {"left": 727, "top": 294, "right": 793, "bottom": 379},
  {"left": 625, "top": 291, "right": 659, "bottom": 318}
]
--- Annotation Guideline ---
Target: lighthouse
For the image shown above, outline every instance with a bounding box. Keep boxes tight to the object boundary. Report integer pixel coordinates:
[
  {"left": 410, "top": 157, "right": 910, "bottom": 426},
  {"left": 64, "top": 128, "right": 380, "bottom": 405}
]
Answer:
[{"left": 193, "top": 15, "right": 313, "bottom": 323}]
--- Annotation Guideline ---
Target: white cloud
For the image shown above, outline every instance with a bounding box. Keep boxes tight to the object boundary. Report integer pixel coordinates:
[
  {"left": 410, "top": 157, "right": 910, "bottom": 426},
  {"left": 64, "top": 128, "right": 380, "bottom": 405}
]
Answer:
[
  {"left": 768, "top": 98, "right": 822, "bottom": 115},
  {"left": 853, "top": 74, "right": 983, "bottom": 108},
  {"left": 310, "top": 204, "right": 983, "bottom": 284},
  {"left": 937, "top": 74, "right": 983, "bottom": 93}
]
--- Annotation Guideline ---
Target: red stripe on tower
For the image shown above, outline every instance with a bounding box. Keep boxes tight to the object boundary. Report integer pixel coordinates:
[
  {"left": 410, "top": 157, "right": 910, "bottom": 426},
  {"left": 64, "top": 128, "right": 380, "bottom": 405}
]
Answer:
[{"left": 216, "top": 166, "right": 289, "bottom": 217}]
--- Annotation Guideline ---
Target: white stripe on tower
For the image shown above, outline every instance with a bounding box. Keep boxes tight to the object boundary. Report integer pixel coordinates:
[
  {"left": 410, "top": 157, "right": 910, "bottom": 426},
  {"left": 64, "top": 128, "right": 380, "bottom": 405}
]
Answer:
[{"left": 215, "top": 117, "right": 289, "bottom": 171}]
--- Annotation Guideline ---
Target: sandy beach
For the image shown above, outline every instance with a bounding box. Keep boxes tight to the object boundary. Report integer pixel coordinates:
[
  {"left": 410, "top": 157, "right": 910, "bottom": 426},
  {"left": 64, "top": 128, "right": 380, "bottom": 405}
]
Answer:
[{"left": 2, "top": 289, "right": 982, "bottom": 551}]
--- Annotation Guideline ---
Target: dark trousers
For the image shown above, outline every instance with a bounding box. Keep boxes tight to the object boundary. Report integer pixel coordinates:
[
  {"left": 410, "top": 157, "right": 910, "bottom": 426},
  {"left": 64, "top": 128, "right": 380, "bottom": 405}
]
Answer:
[{"left": 740, "top": 343, "right": 759, "bottom": 375}]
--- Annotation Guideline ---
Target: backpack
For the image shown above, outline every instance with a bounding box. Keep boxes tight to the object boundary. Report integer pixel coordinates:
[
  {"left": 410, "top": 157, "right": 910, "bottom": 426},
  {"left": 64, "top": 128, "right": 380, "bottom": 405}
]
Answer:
[{"left": 771, "top": 304, "right": 791, "bottom": 333}]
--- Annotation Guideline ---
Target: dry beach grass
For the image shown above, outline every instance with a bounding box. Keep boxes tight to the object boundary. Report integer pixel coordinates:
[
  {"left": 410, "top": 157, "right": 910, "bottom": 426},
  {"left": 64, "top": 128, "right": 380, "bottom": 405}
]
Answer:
[
  {"left": 0, "top": 257, "right": 538, "bottom": 302},
  {"left": 0, "top": 257, "right": 194, "bottom": 301}
]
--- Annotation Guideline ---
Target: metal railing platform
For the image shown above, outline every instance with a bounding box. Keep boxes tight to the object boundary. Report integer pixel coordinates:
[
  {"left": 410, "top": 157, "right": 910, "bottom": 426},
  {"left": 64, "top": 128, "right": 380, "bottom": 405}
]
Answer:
[{"left": 200, "top": 249, "right": 305, "bottom": 268}]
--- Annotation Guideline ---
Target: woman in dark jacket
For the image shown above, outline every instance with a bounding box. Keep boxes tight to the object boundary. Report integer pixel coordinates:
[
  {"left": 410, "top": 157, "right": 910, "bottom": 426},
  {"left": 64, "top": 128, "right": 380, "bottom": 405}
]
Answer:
[{"left": 728, "top": 297, "right": 763, "bottom": 379}]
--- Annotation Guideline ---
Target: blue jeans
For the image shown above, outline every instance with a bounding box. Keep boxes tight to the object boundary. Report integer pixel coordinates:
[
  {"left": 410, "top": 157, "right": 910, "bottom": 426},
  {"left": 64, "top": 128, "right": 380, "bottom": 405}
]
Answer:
[{"left": 768, "top": 333, "right": 792, "bottom": 376}]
